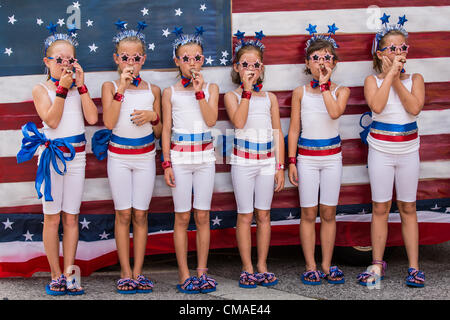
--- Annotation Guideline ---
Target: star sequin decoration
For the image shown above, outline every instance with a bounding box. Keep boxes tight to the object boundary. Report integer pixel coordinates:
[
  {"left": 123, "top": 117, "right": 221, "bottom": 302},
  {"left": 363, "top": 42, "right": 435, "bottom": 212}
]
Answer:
[
  {"left": 195, "top": 26, "right": 205, "bottom": 36},
  {"left": 306, "top": 24, "right": 317, "bottom": 35},
  {"left": 46, "top": 22, "right": 58, "bottom": 35},
  {"left": 398, "top": 15, "right": 408, "bottom": 26},
  {"left": 327, "top": 23, "right": 339, "bottom": 35},
  {"left": 172, "top": 26, "right": 183, "bottom": 36},
  {"left": 234, "top": 30, "right": 245, "bottom": 40},
  {"left": 114, "top": 19, "right": 127, "bottom": 31},
  {"left": 380, "top": 13, "right": 390, "bottom": 25},
  {"left": 255, "top": 30, "right": 265, "bottom": 41}
]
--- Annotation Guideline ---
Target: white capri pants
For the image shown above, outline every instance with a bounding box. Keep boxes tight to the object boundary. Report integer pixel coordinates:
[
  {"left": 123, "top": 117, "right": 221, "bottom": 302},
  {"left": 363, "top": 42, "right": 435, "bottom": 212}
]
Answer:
[
  {"left": 41, "top": 152, "right": 86, "bottom": 215},
  {"left": 368, "top": 147, "right": 420, "bottom": 203},
  {"left": 107, "top": 155, "right": 156, "bottom": 211},
  {"left": 231, "top": 164, "right": 275, "bottom": 214},
  {"left": 297, "top": 155, "right": 342, "bottom": 207},
  {"left": 171, "top": 162, "right": 215, "bottom": 213}
]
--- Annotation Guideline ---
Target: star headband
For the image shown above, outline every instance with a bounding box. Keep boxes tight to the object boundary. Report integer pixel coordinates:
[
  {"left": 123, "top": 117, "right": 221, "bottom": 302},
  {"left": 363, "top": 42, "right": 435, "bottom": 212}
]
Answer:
[
  {"left": 233, "top": 30, "right": 266, "bottom": 62},
  {"left": 113, "top": 19, "right": 147, "bottom": 44},
  {"left": 304, "top": 23, "right": 339, "bottom": 53},
  {"left": 372, "top": 13, "right": 408, "bottom": 55},
  {"left": 171, "top": 26, "right": 205, "bottom": 58},
  {"left": 44, "top": 22, "right": 79, "bottom": 55}
]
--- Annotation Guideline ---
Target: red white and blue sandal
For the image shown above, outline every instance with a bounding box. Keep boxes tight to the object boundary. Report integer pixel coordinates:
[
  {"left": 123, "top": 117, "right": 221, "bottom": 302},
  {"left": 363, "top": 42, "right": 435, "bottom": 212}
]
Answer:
[
  {"left": 239, "top": 271, "right": 258, "bottom": 289},
  {"left": 301, "top": 270, "right": 325, "bottom": 285},
  {"left": 198, "top": 273, "right": 218, "bottom": 293},
  {"left": 135, "top": 275, "right": 154, "bottom": 293},
  {"left": 66, "top": 277, "right": 85, "bottom": 296},
  {"left": 325, "top": 266, "right": 345, "bottom": 284},
  {"left": 357, "top": 260, "right": 387, "bottom": 286},
  {"left": 405, "top": 268, "right": 425, "bottom": 288},
  {"left": 116, "top": 278, "right": 137, "bottom": 294},
  {"left": 45, "top": 274, "right": 67, "bottom": 296},
  {"left": 255, "top": 272, "right": 279, "bottom": 287},
  {"left": 176, "top": 276, "right": 201, "bottom": 294}
]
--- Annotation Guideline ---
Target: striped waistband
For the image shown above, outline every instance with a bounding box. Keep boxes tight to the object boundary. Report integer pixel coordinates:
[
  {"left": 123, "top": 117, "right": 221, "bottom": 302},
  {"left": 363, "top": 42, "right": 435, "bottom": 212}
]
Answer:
[
  {"left": 57, "top": 133, "right": 86, "bottom": 153},
  {"left": 370, "top": 121, "right": 418, "bottom": 142},
  {"left": 298, "top": 136, "right": 341, "bottom": 156},
  {"left": 171, "top": 132, "right": 214, "bottom": 152},
  {"left": 233, "top": 138, "right": 274, "bottom": 160},
  {"left": 108, "top": 133, "right": 155, "bottom": 155}
]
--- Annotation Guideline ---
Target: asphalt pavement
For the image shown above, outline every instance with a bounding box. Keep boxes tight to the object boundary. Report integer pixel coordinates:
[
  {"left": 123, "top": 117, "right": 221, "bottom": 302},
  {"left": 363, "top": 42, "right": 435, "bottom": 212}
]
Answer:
[{"left": 1, "top": 241, "right": 448, "bottom": 302}]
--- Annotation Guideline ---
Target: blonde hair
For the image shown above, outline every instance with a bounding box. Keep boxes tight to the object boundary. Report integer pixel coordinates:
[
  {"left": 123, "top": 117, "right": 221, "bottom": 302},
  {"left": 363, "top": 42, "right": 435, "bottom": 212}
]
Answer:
[
  {"left": 45, "top": 40, "right": 76, "bottom": 80},
  {"left": 115, "top": 37, "right": 146, "bottom": 74},
  {"left": 231, "top": 45, "right": 264, "bottom": 85}
]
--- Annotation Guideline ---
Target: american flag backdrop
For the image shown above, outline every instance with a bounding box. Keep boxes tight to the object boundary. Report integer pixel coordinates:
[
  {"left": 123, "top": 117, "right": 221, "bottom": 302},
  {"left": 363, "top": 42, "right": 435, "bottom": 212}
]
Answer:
[{"left": 1, "top": 0, "right": 450, "bottom": 277}]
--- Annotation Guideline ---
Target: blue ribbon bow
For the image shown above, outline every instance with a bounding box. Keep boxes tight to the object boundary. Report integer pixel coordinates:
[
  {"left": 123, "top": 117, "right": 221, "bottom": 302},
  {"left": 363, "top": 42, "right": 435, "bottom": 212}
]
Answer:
[
  {"left": 359, "top": 111, "right": 373, "bottom": 145},
  {"left": 16, "top": 122, "right": 76, "bottom": 201},
  {"left": 91, "top": 129, "right": 112, "bottom": 161}
]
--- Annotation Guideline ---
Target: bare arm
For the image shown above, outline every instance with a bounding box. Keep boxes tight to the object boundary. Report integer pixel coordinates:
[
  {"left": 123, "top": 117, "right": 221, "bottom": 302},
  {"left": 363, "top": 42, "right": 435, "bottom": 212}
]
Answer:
[
  {"left": 322, "top": 85, "right": 350, "bottom": 119},
  {"left": 392, "top": 73, "right": 425, "bottom": 116},
  {"left": 192, "top": 72, "right": 219, "bottom": 127},
  {"left": 287, "top": 86, "right": 303, "bottom": 187}
]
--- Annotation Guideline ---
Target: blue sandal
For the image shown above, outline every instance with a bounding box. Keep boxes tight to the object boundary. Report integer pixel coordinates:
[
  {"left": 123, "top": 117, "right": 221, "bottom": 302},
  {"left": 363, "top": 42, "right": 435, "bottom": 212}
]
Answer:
[
  {"left": 116, "top": 278, "right": 137, "bottom": 294},
  {"left": 255, "top": 272, "right": 279, "bottom": 287},
  {"left": 198, "top": 273, "right": 218, "bottom": 293},
  {"left": 135, "top": 275, "right": 154, "bottom": 293},
  {"left": 45, "top": 274, "right": 67, "bottom": 296},
  {"left": 357, "top": 260, "right": 387, "bottom": 287},
  {"left": 176, "top": 276, "right": 201, "bottom": 294},
  {"left": 406, "top": 268, "right": 425, "bottom": 288},
  {"left": 301, "top": 270, "right": 325, "bottom": 285},
  {"left": 67, "top": 277, "right": 85, "bottom": 295},
  {"left": 325, "top": 266, "right": 345, "bottom": 284},
  {"left": 239, "top": 271, "right": 258, "bottom": 289}
]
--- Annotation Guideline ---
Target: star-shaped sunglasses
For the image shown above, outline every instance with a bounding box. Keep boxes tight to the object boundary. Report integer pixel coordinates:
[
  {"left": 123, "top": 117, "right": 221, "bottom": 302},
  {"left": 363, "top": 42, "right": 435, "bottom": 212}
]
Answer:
[
  {"left": 116, "top": 53, "right": 145, "bottom": 64},
  {"left": 236, "top": 60, "right": 263, "bottom": 70},
  {"left": 379, "top": 43, "right": 409, "bottom": 54},
  {"left": 177, "top": 53, "right": 204, "bottom": 64},
  {"left": 47, "top": 55, "right": 78, "bottom": 66},
  {"left": 309, "top": 53, "right": 334, "bottom": 63}
]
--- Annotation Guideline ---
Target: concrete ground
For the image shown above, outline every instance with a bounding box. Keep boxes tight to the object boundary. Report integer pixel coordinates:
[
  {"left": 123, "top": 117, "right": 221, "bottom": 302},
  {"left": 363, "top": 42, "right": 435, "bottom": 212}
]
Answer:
[{"left": 1, "top": 241, "right": 448, "bottom": 302}]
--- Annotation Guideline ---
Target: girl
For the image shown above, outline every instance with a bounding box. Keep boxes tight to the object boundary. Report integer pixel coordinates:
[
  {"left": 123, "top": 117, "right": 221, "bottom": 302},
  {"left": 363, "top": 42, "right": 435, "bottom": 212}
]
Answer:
[
  {"left": 161, "top": 28, "right": 219, "bottom": 294},
  {"left": 100, "top": 21, "right": 162, "bottom": 294},
  {"left": 287, "top": 26, "right": 350, "bottom": 285},
  {"left": 357, "top": 15, "right": 425, "bottom": 287},
  {"left": 224, "top": 31, "right": 285, "bottom": 288},
  {"left": 28, "top": 26, "right": 98, "bottom": 295}
]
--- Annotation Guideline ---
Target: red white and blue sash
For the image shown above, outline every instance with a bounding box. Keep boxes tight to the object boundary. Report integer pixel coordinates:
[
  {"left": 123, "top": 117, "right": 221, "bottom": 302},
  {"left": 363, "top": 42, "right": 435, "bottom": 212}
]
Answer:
[
  {"left": 170, "top": 132, "right": 213, "bottom": 152},
  {"left": 298, "top": 135, "right": 341, "bottom": 156},
  {"left": 369, "top": 121, "right": 418, "bottom": 142},
  {"left": 233, "top": 138, "right": 274, "bottom": 160}
]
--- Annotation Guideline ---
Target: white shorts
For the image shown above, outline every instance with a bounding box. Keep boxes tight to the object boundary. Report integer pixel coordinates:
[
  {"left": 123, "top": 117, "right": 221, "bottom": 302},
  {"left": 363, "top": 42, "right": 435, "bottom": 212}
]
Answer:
[
  {"left": 107, "top": 155, "right": 156, "bottom": 211},
  {"left": 231, "top": 164, "right": 275, "bottom": 214},
  {"left": 297, "top": 155, "right": 342, "bottom": 207},
  {"left": 41, "top": 152, "right": 86, "bottom": 215},
  {"left": 368, "top": 147, "right": 419, "bottom": 203},
  {"left": 171, "top": 162, "right": 215, "bottom": 212}
]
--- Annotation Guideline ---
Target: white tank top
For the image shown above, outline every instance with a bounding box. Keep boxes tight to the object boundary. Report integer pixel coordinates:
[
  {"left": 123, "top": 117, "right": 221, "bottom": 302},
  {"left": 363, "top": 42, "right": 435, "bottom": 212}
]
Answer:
[
  {"left": 170, "top": 83, "right": 216, "bottom": 164},
  {"left": 39, "top": 83, "right": 85, "bottom": 140},
  {"left": 230, "top": 91, "right": 275, "bottom": 166},
  {"left": 108, "top": 80, "right": 156, "bottom": 159},
  {"left": 299, "top": 85, "right": 341, "bottom": 160},
  {"left": 367, "top": 74, "right": 420, "bottom": 154}
]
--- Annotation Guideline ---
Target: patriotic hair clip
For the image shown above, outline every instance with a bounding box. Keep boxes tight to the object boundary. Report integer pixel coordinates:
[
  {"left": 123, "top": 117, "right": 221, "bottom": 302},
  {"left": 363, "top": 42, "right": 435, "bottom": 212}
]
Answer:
[
  {"left": 171, "top": 26, "right": 205, "bottom": 58},
  {"left": 304, "top": 23, "right": 339, "bottom": 53},
  {"left": 233, "top": 30, "right": 266, "bottom": 61},
  {"left": 44, "top": 22, "right": 79, "bottom": 55},
  {"left": 112, "top": 19, "right": 147, "bottom": 44},
  {"left": 372, "top": 13, "right": 408, "bottom": 55}
]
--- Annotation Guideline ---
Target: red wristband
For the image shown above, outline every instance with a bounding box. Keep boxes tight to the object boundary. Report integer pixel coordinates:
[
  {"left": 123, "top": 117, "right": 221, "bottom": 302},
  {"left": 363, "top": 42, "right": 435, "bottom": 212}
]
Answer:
[
  {"left": 320, "top": 83, "right": 330, "bottom": 92},
  {"left": 288, "top": 157, "right": 297, "bottom": 165},
  {"left": 195, "top": 91, "right": 205, "bottom": 100},
  {"left": 56, "top": 86, "right": 68, "bottom": 99},
  {"left": 161, "top": 161, "right": 172, "bottom": 170},
  {"left": 241, "top": 90, "right": 252, "bottom": 100},
  {"left": 77, "top": 84, "right": 88, "bottom": 95},
  {"left": 150, "top": 113, "right": 160, "bottom": 126},
  {"left": 276, "top": 163, "right": 285, "bottom": 170},
  {"left": 113, "top": 92, "right": 124, "bottom": 102}
]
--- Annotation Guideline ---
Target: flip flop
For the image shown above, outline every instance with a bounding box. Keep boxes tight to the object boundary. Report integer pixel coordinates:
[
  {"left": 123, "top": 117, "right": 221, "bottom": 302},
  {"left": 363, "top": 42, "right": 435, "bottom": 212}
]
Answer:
[
  {"left": 325, "top": 266, "right": 345, "bottom": 284},
  {"left": 176, "top": 276, "right": 201, "bottom": 294},
  {"left": 405, "top": 268, "right": 425, "bottom": 288},
  {"left": 135, "top": 275, "right": 154, "bottom": 293},
  {"left": 239, "top": 271, "right": 258, "bottom": 289},
  {"left": 255, "top": 272, "right": 279, "bottom": 287},
  {"left": 301, "top": 270, "right": 325, "bottom": 285},
  {"left": 45, "top": 274, "right": 67, "bottom": 296},
  {"left": 116, "top": 278, "right": 137, "bottom": 294}
]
